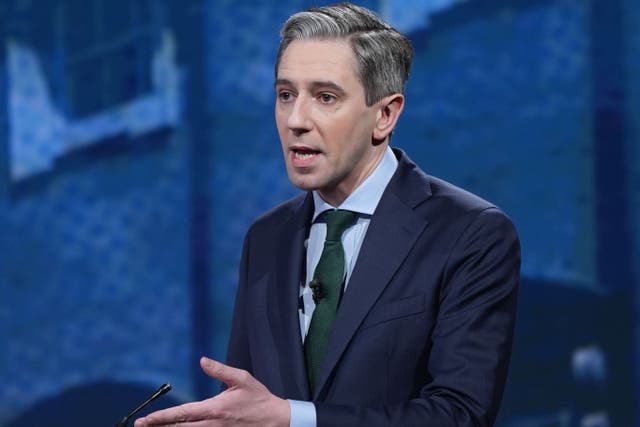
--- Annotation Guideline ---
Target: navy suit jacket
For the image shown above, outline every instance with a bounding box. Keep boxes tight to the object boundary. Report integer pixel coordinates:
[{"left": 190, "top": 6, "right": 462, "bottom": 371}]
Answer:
[{"left": 226, "top": 149, "right": 520, "bottom": 426}]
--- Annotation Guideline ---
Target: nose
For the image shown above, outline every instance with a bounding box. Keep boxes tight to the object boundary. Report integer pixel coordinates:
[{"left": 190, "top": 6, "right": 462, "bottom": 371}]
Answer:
[{"left": 287, "top": 96, "right": 312, "bottom": 135}]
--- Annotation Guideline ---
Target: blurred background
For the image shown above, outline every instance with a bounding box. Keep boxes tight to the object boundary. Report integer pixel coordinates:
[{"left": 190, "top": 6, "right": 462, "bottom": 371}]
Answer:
[{"left": 0, "top": 0, "right": 637, "bottom": 426}]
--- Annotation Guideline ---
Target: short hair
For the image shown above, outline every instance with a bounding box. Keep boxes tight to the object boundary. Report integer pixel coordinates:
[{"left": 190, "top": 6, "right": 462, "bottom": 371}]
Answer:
[{"left": 275, "top": 2, "right": 414, "bottom": 106}]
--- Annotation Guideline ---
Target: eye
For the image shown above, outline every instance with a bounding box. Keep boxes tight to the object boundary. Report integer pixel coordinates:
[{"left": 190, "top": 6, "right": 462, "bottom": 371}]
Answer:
[
  {"left": 318, "top": 93, "right": 337, "bottom": 104},
  {"left": 278, "top": 90, "right": 294, "bottom": 103}
]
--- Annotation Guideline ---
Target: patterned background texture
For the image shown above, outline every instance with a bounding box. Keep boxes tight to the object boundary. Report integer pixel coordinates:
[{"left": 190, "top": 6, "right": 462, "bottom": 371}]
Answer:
[{"left": 0, "top": 0, "right": 638, "bottom": 426}]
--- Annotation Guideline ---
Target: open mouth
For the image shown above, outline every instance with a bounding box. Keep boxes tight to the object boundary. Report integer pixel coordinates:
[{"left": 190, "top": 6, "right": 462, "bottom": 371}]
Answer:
[
  {"left": 293, "top": 149, "right": 318, "bottom": 160},
  {"left": 290, "top": 147, "right": 320, "bottom": 166}
]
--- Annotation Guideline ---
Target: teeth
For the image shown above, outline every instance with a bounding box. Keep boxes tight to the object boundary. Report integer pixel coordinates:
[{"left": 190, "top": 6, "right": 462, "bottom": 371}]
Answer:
[{"left": 294, "top": 151, "right": 316, "bottom": 160}]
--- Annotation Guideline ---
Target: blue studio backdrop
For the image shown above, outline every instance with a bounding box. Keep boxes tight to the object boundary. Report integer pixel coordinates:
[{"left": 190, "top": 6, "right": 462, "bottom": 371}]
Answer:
[{"left": 0, "top": 1, "right": 638, "bottom": 426}]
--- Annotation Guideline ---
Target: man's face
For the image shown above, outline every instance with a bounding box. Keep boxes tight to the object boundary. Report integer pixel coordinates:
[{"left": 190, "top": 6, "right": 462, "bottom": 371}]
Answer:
[{"left": 275, "top": 39, "right": 386, "bottom": 206}]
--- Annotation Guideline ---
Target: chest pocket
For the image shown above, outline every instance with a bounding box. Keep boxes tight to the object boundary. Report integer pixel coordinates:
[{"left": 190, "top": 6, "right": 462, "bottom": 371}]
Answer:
[{"left": 360, "top": 294, "right": 425, "bottom": 330}]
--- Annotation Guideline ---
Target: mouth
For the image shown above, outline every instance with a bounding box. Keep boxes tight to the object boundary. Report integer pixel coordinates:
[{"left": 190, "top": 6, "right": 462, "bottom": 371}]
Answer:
[{"left": 290, "top": 146, "right": 321, "bottom": 167}]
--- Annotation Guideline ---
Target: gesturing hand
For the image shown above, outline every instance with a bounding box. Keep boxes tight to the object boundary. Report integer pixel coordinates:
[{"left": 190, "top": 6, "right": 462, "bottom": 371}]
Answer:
[{"left": 134, "top": 357, "right": 290, "bottom": 427}]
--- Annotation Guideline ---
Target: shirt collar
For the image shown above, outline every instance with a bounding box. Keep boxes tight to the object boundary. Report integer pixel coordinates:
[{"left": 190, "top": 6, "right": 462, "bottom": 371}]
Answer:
[{"left": 312, "top": 146, "right": 398, "bottom": 222}]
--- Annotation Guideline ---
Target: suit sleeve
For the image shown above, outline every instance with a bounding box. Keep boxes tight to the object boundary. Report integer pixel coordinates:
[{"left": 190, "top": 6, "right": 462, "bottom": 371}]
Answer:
[
  {"left": 315, "top": 208, "right": 521, "bottom": 427},
  {"left": 225, "top": 231, "right": 253, "bottom": 375}
]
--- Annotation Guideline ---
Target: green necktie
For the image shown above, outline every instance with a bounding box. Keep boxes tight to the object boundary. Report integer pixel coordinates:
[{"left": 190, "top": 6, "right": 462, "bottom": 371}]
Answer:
[{"left": 304, "top": 209, "right": 356, "bottom": 392}]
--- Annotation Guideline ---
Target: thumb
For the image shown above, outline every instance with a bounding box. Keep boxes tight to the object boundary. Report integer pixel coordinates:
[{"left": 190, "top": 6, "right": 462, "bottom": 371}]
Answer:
[{"left": 200, "top": 357, "right": 246, "bottom": 387}]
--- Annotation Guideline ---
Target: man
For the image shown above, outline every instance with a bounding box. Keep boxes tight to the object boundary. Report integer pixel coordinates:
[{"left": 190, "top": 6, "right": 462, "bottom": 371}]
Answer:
[{"left": 136, "top": 3, "right": 520, "bottom": 426}]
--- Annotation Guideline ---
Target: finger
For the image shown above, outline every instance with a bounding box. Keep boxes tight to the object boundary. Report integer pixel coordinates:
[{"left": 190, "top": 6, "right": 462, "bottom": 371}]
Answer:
[
  {"left": 200, "top": 357, "right": 250, "bottom": 387},
  {"left": 135, "top": 420, "right": 213, "bottom": 427},
  {"left": 136, "top": 399, "right": 213, "bottom": 425},
  {"left": 135, "top": 420, "right": 214, "bottom": 427}
]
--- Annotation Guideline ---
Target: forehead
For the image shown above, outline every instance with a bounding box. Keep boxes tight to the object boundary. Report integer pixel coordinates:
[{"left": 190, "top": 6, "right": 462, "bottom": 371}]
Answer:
[{"left": 276, "top": 39, "right": 360, "bottom": 84}]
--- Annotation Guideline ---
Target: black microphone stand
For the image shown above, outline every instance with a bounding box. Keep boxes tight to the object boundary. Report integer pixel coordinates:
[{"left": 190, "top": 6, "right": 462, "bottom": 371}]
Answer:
[{"left": 114, "top": 383, "right": 172, "bottom": 427}]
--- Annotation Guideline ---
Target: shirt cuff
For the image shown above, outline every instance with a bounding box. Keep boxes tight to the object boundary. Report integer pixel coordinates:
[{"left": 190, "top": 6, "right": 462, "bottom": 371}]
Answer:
[{"left": 288, "top": 399, "right": 316, "bottom": 427}]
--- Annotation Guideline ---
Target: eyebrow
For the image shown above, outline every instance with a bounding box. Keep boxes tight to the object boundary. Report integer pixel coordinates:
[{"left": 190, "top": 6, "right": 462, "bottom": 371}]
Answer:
[{"left": 274, "top": 78, "right": 347, "bottom": 97}]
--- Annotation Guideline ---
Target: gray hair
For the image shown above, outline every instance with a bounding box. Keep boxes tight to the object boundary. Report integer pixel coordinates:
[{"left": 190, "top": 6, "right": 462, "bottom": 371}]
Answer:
[{"left": 275, "top": 2, "right": 414, "bottom": 106}]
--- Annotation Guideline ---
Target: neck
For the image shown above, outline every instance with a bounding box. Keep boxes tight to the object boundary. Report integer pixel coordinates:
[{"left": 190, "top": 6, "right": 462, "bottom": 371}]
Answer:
[{"left": 318, "top": 145, "right": 387, "bottom": 206}]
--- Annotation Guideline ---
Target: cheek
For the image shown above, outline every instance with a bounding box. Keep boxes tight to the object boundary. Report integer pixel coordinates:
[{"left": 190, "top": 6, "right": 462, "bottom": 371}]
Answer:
[
  {"left": 275, "top": 118, "right": 288, "bottom": 146},
  {"left": 275, "top": 106, "right": 289, "bottom": 128},
  {"left": 275, "top": 114, "right": 285, "bottom": 133},
  {"left": 324, "top": 117, "right": 359, "bottom": 147},
  {"left": 337, "top": 116, "right": 374, "bottom": 153}
]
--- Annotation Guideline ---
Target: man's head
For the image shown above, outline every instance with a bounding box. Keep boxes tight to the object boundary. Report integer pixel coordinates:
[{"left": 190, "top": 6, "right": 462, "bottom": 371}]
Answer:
[
  {"left": 274, "top": 3, "right": 414, "bottom": 205},
  {"left": 276, "top": 3, "right": 413, "bottom": 106}
]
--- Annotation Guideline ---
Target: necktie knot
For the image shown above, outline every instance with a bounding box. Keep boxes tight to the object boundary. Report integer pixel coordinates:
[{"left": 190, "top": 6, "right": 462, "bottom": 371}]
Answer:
[{"left": 324, "top": 210, "right": 356, "bottom": 242}]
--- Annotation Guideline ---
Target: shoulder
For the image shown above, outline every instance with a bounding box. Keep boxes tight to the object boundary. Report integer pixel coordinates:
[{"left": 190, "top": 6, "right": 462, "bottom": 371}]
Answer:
[
  {"left": 392, "top": 148, "right": 517, "bottom": 235},
  {"left": 429, "top": 175, "right": 517, "bottom": 238},
  {"left": 245, "top": 192, "right": 310, "bottom": 237},
  {"left": 391, "top": 148, "right": 495, "bottom": 213},
  {"left": 427, "top": 174, "right": 494, "bottom": 211},
  {"left": 425, "top": 176, "right": 520, "bottom": 256}
]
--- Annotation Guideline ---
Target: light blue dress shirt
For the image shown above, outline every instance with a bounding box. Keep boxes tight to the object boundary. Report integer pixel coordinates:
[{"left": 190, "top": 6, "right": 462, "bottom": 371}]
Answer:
[{"left": 289, "top": 146, "right": 398, "bottom": 427}]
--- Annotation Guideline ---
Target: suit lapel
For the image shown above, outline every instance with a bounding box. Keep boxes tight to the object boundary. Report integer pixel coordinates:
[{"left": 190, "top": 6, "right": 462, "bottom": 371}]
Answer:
[
  {"left": 313, "top": 151, "right": 432, "bottom": 398},
  {"left": 269, "top": 193, "right": 314, "bottom": 400}
]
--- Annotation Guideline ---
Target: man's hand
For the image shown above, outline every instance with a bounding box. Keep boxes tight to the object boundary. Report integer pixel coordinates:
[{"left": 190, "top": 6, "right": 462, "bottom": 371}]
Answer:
[{"left": 134, "top": 357, "right": 290, "bottom": 427}]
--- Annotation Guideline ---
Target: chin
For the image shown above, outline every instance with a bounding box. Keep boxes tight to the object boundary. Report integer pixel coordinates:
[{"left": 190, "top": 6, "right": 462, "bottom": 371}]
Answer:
[
  {"left": 290, "top": 180, "right": 319, "bottom": 192},
  {"left": 287, "top": 173, "right": 322, "bottom": 192}
]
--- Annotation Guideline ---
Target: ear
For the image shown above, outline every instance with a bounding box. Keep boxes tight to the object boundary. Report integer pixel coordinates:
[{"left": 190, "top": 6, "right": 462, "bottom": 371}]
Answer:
[{"left": 372, "top": 94, "right": 405, "bottom": 142}]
